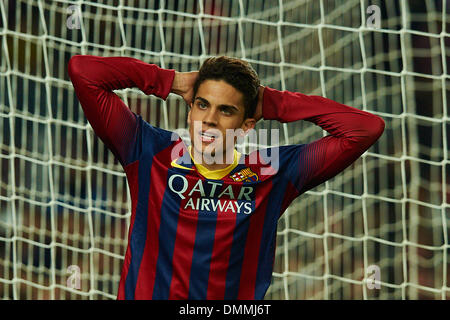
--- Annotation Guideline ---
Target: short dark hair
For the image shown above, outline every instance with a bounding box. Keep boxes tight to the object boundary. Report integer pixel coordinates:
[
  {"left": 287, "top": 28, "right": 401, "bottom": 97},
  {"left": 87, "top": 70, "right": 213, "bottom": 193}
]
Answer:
[{"left": 193, "top": 56, "right": 260, "bottom": 119}]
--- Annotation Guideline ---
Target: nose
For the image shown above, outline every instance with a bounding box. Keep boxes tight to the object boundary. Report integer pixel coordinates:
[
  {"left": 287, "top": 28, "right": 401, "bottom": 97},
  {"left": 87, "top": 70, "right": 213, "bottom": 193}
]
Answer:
[{"left": 202, "top": 107, "right": 218, "bottom": 127}]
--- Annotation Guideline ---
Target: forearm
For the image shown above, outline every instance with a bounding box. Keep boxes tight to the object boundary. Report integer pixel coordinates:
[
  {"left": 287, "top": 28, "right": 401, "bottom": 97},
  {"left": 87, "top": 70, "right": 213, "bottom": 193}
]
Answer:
[
  {"left": 262, "top": 87, "right": 385, "bottom": 194},
  {"left": 68, "top": 55, "right": 175, "bottom": 98},
  {"left": 262, "top": 87, "right": 385, "bottom": 148}
]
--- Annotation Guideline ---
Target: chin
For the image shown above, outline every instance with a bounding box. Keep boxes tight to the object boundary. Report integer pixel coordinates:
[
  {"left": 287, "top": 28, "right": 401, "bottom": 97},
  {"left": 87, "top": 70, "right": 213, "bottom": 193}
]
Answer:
[
  {"left": 201, "top": 147, "right": 218, "bottom": 159},
  {"left": 191, "top": 143, "right": 213, "bottom": 156}
]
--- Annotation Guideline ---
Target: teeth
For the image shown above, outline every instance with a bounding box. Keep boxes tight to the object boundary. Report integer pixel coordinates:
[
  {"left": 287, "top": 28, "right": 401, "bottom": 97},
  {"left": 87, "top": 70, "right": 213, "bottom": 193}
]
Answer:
[
  {"left": 200, "top": 132, "right": 216, "bottom": 142},
  {"left": 201, "top": 132, "right": 215, "bottom": 138}
]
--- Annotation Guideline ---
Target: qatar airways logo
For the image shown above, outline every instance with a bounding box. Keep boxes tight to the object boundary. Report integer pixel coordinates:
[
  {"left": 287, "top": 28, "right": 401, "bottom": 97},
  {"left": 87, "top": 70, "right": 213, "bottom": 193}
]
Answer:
[{"left": 168, "top": 174, "right": 254, "bottom": 215}]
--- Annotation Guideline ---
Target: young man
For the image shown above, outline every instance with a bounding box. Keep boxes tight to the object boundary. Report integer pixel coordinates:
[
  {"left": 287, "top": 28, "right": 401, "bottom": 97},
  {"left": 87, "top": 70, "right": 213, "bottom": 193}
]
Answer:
[{"left": 68, "top": 55, "right": 384, "bottom": 300}]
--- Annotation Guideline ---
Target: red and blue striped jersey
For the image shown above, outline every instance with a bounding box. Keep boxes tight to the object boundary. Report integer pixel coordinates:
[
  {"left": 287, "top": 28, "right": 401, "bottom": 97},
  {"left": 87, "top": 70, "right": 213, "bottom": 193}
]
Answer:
[{"left": 68, "top": 55, "right": 385, "bottom": 299}]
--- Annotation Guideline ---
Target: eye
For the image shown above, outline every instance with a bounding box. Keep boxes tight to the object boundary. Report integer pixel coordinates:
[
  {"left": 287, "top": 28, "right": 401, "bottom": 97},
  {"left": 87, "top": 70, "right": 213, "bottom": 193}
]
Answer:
[
  {"left": 220, "top": 107, "right": 233, "bottom": 115},
  {"left": 197, "top": 101, "right": 207, "bottom": 109}
]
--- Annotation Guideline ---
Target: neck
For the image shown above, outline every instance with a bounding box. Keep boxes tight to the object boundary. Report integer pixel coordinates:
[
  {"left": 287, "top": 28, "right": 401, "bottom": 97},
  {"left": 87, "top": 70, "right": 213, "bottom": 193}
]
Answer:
[{"left": 191, "top": 147, "right": 236, "bottom": 171}]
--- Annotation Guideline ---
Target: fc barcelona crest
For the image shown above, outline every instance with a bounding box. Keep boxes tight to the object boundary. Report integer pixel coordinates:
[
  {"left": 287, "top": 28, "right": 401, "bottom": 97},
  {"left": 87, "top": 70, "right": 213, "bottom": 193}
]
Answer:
[{"left": 230, "top": 168, "right": 259, "bottom": 182}]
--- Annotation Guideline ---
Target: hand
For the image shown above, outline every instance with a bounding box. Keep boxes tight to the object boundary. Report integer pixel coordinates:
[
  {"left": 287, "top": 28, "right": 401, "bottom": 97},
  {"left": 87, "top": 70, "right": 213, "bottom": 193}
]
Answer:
[{"left": 171, "top": 71, "right": 198, "bottom": 105}]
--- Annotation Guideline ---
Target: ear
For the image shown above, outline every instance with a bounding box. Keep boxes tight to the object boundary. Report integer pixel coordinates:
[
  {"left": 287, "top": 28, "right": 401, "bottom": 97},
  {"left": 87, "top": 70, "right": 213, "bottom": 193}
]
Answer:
[
  {"left": 187, "top": 103, "right": 193, "bottom": 123},
  {"left": 240, "top": 118, "right": 256, "bottom": 136}
]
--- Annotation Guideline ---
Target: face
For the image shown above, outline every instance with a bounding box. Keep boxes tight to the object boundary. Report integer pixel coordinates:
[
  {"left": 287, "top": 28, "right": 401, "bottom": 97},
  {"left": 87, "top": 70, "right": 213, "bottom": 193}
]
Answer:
[{"left": 188, "top": 79, "right": 256, "bottom": 165}]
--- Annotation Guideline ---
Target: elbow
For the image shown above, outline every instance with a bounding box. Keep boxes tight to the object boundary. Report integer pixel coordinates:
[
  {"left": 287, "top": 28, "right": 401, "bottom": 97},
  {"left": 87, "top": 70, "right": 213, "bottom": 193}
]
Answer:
[
  {"left": 347, "top": 113, "right": 385, "bottom": 147},
  {"left": 67, "top": 55, "right": 92, "bottom": 80},
  {"left": 361, "top": 114, "right": 385, "bottom": 147},
  {"left": 371, "top": 115, "right": 385, "bottom": 140}
]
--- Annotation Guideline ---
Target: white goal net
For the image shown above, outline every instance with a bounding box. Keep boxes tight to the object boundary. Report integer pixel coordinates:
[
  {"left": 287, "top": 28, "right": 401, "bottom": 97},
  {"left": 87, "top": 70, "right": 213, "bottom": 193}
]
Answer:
[{"left": 0, "top": 0, "right": 448, "bottom": 300}]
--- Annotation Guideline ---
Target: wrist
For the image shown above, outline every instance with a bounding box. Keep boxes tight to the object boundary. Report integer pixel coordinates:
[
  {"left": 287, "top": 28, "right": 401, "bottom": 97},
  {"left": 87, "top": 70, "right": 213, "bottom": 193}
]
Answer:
[
  {"left": 170, "top": 72, "right": 184, "bottom": 95},
  {"left": 146, "top": 67, "right": 175, "bottom": 100},
  {"left": 170, "top": 71, "right": 198, "bottom": 104}
]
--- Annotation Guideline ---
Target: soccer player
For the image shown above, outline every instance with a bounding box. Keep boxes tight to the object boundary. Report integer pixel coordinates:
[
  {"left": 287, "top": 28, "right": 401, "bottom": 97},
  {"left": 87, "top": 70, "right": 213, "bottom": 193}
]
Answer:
[{"left": 67, "top": 55, "right": 385, "bottom": 300}]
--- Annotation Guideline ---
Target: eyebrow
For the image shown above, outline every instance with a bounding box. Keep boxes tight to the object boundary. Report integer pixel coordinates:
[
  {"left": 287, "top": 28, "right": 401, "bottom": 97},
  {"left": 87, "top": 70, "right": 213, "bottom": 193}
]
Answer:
[{"left": 195, "top": 96, "right": 240, "bottom": 112}]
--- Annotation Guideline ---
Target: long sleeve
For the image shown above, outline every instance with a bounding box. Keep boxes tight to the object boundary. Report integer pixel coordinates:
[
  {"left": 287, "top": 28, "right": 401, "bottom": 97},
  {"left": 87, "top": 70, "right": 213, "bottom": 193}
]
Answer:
[
  {"left": 262, "top": 87, "right": 385, "bottom": 194},
  {"left": 67, "top": 55, "right": 175, "bottom": 166}
]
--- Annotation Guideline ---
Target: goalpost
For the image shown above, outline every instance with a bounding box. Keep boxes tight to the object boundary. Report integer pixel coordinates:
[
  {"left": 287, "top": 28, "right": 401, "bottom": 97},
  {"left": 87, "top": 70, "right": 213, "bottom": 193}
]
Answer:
[{"left": 0, "top": 0, "right": 448, "bottom": 300}]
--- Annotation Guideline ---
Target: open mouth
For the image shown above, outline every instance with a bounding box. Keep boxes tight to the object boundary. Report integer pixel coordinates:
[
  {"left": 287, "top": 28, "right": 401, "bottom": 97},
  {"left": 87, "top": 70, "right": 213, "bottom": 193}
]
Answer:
[{"left": 199, "top": 131, "right": 218, "bottom": 143}]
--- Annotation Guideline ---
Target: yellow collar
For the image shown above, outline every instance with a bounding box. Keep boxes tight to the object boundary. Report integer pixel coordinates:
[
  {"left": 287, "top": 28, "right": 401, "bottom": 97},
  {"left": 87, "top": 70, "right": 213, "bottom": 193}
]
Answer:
[{"left": 189, "top": 146, "right": 241, "bottom": 180}]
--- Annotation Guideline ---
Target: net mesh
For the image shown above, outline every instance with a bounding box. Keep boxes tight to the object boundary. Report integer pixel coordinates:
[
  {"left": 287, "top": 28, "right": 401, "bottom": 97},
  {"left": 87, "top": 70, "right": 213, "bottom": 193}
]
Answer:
[{"left": 0, "top": 0, "right": 449, "bottom": 299}]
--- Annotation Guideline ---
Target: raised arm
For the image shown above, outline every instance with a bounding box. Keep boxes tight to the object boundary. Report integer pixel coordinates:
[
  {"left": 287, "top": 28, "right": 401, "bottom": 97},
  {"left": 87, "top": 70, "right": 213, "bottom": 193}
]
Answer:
[
  {"left": 261, "top": 86, "right": 385, "bottom": 194},
  {"left": 67, "top": 55, "right": 175, "bottom": 165}
]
